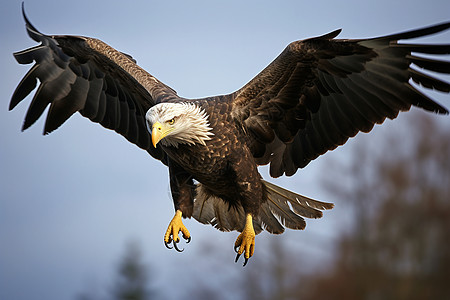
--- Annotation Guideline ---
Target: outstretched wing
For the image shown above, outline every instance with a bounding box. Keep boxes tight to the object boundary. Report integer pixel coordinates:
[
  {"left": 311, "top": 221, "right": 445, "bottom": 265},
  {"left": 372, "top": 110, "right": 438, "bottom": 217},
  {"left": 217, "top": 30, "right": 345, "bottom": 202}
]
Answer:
[
  {"left": 231, "top": 23, "right": 450, "bottom": 177},
  {"left": 10, "top": 7, "right": 178, "bottom": 162}
]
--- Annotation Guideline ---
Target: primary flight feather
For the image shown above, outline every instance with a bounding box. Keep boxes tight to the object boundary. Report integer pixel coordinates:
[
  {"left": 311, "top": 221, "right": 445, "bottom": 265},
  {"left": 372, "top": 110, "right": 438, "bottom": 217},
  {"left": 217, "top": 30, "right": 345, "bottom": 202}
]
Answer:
[{"left": 11, "top": 5, "right": 450, "bottom": 266}]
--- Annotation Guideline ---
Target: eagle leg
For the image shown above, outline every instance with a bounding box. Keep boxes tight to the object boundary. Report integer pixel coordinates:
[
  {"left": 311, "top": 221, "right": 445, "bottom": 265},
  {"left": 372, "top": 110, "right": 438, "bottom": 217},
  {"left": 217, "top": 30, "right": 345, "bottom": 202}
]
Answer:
[
  {"left": 164, "top": 210, "right": 191, "bottom": 252},
  {"left": 234, "top": 213, "right": 255, "bottom": 266}
]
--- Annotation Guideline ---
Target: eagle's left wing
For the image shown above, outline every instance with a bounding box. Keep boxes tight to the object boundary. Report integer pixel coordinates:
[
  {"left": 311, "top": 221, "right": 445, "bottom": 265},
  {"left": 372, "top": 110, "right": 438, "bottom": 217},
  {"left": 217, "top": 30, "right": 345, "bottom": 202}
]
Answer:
[
  {"left": 231, "top": 23, "right": 450, "bottom": 177},
  {"left": 10, "top": 6, "right": 178, "bottom": 163}
]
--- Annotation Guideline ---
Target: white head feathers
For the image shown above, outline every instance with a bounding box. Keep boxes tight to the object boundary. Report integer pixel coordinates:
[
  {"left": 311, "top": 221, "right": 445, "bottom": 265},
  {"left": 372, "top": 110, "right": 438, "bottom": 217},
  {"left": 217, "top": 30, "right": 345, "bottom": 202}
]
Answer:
[{"left": 146, "top": 102, "right": 214, "bottom": 148}]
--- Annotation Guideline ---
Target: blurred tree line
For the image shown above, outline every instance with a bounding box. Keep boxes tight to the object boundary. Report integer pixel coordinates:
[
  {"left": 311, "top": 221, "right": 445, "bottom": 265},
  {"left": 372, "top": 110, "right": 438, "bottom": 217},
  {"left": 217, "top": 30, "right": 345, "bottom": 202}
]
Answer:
[
  {"left": 297, "top": 113, "right": 450, "bottom": 300},
  {"left": 77, "top": 113, "right": 450, "bottom": 299}
]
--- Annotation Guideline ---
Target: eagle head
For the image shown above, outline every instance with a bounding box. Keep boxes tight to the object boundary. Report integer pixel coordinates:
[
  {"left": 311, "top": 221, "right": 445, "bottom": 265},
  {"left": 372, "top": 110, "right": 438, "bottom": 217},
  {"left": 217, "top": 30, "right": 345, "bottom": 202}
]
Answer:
[{"left": 146, "top": 102, "right": 214, "bottom": 148}]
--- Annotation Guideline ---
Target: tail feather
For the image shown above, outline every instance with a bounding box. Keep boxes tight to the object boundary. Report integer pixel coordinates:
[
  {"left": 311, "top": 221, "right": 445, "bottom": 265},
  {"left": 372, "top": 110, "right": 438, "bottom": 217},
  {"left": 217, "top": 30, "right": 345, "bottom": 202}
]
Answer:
[
  {"left": 263, "top": 180, "right": 334, "bottom": 211},
  {"left": 261, "top": 180, "right": 333, "bottom": 234},
  {"left": 260, "top": 199, "right": 305, "bottom": 234}
]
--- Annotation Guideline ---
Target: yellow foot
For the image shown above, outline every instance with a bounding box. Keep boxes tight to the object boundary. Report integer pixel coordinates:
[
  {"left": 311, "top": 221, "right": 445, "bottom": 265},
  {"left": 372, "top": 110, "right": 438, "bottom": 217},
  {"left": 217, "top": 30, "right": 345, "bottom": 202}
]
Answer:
[
  {"left": 164, "top": 210, "right": 191, "bottom": 252},
  {"left": 234, "top": 214, "right": 256, "bottom": 266}
]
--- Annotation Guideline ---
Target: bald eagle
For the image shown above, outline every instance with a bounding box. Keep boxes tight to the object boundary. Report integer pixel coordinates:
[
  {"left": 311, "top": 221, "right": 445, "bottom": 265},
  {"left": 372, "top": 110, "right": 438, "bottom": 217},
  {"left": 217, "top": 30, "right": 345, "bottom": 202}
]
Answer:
[{"left": 11, "top": 6, "right": 450, "bottom": 266}]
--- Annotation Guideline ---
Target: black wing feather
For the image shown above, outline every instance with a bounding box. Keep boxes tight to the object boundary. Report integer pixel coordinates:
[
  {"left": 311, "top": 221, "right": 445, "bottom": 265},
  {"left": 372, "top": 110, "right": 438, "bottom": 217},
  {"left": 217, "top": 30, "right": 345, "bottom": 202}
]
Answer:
[
  {"left": 11, "top": 6, "right": 180, "bottom": 163},
  {"left": 232, "top": 23, "right": 450, "bottom": 177}
]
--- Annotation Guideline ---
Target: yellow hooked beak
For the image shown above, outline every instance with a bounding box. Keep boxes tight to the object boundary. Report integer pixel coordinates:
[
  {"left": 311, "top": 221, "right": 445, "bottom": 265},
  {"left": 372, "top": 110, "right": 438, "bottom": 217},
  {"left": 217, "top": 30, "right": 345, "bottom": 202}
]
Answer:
[
  {"left": 152, "top": 121, "right": 165, "bottom": 148},
  {"left": 152, "top": 121, "right": 175, "bottom": 148}
]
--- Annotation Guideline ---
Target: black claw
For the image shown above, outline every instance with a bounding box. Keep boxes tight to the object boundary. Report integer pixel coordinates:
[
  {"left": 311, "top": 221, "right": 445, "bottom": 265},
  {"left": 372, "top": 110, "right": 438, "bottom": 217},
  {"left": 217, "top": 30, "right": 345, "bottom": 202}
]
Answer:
[
  {"left": 234, "top": 245, "right": 239, "bottom": 254},
  {"left": 165, "top": 236, "right": 191, "bottom": 252},
  {"left": 173, "top": 240, "right": 184, "bottom": 252},
  {"left": 164, "top": 240, "right": 173, "bottom": 250},
  {"left": 235, "top": 251, "right": 250, "bottom": 267},
  {"left": 243, "top": 257, "right": 249, "bottom": 267}
]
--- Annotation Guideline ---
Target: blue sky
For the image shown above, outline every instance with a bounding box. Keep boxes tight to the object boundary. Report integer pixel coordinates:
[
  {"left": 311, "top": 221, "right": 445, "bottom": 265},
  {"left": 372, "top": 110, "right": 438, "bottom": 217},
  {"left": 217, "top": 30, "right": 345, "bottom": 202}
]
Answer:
[{"left": 1, "top": 1, "right": 449, "bottom": 299}]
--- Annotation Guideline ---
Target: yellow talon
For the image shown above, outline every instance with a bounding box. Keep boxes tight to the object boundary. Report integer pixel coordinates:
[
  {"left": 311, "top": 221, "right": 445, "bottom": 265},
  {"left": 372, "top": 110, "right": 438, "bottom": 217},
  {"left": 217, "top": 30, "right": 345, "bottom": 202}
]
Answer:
[
  {"left": 234, "top": 213, "right": 255, "bottom": 266},
  {"left": 164, "top": 210, "right": 191, "bottom": 252}
]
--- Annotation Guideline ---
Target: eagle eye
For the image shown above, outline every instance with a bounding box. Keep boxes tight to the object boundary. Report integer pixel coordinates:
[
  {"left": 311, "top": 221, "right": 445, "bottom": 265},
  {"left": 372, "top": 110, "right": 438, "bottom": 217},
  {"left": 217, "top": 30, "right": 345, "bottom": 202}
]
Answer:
[{"left": 167, "top": 118, "right": 175, "bottom": 125}]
